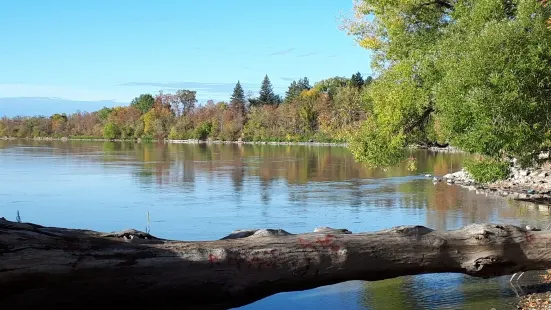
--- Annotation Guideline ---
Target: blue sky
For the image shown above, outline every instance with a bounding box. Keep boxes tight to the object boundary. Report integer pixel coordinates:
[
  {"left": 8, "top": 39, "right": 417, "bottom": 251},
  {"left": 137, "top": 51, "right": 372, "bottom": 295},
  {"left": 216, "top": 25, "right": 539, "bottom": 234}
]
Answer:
[{"left": 0, "top": 0, "right": 371, "bottom": 116}]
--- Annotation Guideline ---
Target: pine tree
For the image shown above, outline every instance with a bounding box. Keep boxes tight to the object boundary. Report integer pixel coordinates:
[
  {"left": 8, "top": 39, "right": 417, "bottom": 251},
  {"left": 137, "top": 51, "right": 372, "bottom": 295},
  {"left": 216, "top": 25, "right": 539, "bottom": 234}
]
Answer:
[
  {"left": 350, "top": 72, "right": 365, "bottom": 88},
  {"left": 297, "top": 77, "right": 311, "bottom": 91},
  {"left": 259, "top": 75, "right": 278, "bottom": 105},
  {"left": 230, "top": 81, "right": 246, "bottom": 115},
  {"left": 285, "top": 77, "right": 311, "bottom": 103}
]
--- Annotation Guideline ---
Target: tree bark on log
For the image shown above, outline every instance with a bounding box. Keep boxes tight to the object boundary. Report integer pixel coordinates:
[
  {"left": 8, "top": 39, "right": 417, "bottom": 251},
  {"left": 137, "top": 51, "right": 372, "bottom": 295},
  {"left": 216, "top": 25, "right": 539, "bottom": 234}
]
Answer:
[{"left": 1, "top": 218, "right": 550, "bottom": 309}]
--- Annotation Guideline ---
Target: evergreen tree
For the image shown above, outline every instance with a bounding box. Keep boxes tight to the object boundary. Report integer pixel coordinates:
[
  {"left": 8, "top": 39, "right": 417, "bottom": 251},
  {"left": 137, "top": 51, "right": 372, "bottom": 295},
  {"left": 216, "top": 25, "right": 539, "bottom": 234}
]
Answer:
[
  {"left": 259, "top": 75, "right": 278, "bottom": 105},
  {"left": 230, "top": 81, "right": 247, "bottom": 115},
  {"left": 285, "top": 77, "right": 312, "bottom": 103},
  {"left": 350, "top": 72, "right": 364, "bottom": 88},
  {"left": 297, "top": 77, "right": 311, "bottom": 91}
]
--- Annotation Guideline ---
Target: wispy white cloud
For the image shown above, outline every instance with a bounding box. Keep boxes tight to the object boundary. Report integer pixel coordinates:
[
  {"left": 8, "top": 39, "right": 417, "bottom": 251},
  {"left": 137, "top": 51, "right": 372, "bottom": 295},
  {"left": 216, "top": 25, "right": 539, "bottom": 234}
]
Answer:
[
  {"left": 297, "top": 52, "right": 319, "bottom": 58},
  {"left": 280, "top": 77, "right": 295, "bottom": 82},
  {"left": 268, "top": 48, "right": 295, "bottom": 56}
]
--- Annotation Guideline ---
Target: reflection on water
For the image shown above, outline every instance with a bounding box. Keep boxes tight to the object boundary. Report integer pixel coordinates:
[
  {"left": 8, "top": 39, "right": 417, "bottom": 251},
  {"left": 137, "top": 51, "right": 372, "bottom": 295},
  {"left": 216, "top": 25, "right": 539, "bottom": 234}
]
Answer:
[{"left": 1, "top": 140, "right": 549, "bottom": 310}]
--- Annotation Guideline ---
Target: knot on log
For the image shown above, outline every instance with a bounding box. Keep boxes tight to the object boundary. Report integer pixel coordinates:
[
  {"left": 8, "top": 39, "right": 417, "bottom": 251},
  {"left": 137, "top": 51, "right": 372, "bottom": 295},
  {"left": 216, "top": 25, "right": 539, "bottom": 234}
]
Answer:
[
  {"left": 313, "top": 227, "right": 352, "bottom": 234},
  {"left": 465, "top": 256, "right": 516, "bottom": 277},
  {"left": 220, "top": 229, "right": 291, "bottom": 240},
  {"left": 102, "top": 229, "right": 159, "bottom": 241},
  {"left": 384, "top": 225, "right": 434, "bottom": 236}
]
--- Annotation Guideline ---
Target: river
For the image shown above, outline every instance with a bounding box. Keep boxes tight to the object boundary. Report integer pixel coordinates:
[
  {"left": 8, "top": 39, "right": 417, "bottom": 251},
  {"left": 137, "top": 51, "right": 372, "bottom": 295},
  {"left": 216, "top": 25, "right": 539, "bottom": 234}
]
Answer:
[{"left": 1, "top": 140, "right": 548, "bottom": 309}]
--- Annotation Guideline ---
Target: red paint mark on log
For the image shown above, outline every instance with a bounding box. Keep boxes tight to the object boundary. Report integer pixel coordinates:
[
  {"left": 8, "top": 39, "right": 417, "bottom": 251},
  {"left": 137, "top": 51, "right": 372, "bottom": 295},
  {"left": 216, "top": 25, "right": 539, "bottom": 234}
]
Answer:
[
  {"left": 208, "top": 254, "right": 218, "bottom": 263},
  {"left": 526, "top": 232, "right": 536, "bottom": 243},
  {"left": 298, "top": 235, "right": 340, "bottom": 252},
  {"left": 298, "top": 238, "right": 314, "bottom": 249},
  {"left": 316, "top": 235, "right": 336, "bottom": 247}
]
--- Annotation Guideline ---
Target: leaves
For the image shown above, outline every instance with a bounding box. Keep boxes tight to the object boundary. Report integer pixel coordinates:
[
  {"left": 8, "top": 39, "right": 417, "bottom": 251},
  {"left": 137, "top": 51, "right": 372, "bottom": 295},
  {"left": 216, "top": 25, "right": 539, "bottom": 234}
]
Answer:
[{"left": 342, "top": 0, "right": 551, "bottom": 172}]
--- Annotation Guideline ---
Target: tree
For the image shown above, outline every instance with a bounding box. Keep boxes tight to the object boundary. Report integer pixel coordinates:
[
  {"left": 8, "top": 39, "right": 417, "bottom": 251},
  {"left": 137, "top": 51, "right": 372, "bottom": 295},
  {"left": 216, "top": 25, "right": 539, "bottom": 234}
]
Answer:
[
  {"left": 230, "top": 81, "right": 246, "bottom": 116},
  {"left": 350, "top": 72, "right": 364, "bottom": 88},
  {"left": 97, "top": 107, "right": 114, "bottom": 122},
  {"left": 285, "top": 77, "right": 311, "bottom": 103},
  {"left": 4, "top": 218, "right": 551, "bottom": 309},
  {"left": 342, "top": 0, "right": 551, "bottom": 169},
  {"left": 102, "top": 122, "right": 120, "bottom": 140},
  {"left": 130, "top": 94, "right": 155, "bottom": 114},
  {"left": 175, "top": 89, "right": 197, "bottom": 116},
  {"left": 258, "top": 75, "right": 280, "bottom": 105}
]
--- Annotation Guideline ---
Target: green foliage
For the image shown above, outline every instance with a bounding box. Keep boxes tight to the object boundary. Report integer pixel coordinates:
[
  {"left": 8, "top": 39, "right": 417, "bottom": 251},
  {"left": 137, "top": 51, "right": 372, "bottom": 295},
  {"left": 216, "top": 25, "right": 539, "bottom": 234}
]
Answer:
[
  {"left": 97, "top": 107, "right": 114, "bottom": 122},
  {"left": 349, "top": 118, "right": 407, "bottom": 167},
  {"left": 258, "top": 75, "right": 280, "bottom": 105},
  {"left": 130, "top": 94, "right": 155, "bottom": 114},
  {"left": 103, "top": 122, "right": 120, "bottom": 140},
  {"left": 193, "top": 122, "right": 212, "bottom": 140},
  {"left": 230, "top": 81, "right": 246, "bottom": 108},
  {"left": 342, "top": 0, "right": 551, "bottom": 168},
  {"left": 313, "top": 77, "right": 350, "bottom": 98},
  {"left": 350, "top": 72, "right": 365, "bottom": 88},
  {"left": 464, "top": 156, "right": 510, "bottom": 183},
  {"left": 285, "top": 77, "right": 311, "bottom": 102}
]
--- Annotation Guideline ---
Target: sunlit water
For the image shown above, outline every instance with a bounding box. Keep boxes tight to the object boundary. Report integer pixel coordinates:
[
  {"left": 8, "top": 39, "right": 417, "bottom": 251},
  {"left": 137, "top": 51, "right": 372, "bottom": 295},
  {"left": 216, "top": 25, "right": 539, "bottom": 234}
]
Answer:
[{"left": 1, "top": 140, "right": 549, "bottom": 310}]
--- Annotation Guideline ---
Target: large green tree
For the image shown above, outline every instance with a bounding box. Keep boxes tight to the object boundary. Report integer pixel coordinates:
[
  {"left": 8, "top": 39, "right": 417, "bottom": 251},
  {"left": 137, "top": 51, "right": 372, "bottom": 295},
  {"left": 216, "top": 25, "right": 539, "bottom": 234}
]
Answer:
[
  {"left": 343, "top": 0, "right": 551, "bottom": 168},
  {"left": 130, "top": 94, "right": 155, "bottom": 114},
  {"left": 285, "top": 77, "right": 311, "bottom": 103},
  {"left": 258, "top": 75, "right": 280, "bottom": 105},
  {"left": 230, "top": 81, "right": 247, "bottom": 115}
]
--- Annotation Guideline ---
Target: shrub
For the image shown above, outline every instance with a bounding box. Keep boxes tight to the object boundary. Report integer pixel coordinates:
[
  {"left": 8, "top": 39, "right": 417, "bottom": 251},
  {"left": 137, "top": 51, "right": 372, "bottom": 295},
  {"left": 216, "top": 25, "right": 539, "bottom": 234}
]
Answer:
[
  {"left": 463, "top": 156, "right": 510, "bottom": 183},
  {"left": 103, "top": 122, "right": 120, "bottom": 140},
  {"left": 193, "top": 122, "right": 212, "bottom": 140}
]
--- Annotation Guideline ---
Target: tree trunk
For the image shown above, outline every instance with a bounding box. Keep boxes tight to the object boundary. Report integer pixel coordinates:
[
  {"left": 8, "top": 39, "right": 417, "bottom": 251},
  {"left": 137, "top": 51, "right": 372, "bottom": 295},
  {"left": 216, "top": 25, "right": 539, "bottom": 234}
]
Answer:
[{"left": 1, "top": 218, "right": 550, "bottom": 309}]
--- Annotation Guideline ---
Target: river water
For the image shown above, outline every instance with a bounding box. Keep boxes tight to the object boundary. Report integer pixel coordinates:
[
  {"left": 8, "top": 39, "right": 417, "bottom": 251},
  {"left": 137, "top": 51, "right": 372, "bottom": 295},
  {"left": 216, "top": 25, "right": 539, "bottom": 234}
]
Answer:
[{"left": 1, "top": 140, "right": 549, "bottom": 309}]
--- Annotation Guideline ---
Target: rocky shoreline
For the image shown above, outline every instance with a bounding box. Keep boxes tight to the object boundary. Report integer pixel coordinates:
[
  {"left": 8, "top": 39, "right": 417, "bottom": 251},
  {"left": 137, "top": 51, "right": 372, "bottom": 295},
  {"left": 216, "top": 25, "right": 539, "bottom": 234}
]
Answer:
[{"left": 440, "top": 165, "right": 551, "bottom": 205}]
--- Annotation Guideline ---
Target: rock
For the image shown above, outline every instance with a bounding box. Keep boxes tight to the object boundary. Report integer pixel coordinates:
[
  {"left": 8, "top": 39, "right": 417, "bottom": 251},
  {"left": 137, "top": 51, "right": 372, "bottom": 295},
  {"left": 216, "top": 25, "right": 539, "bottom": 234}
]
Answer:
[
  {"left": 520, "top": 170, "right": 531, "bottom": 177},
  {"left": 539, "top": 172, "right": 548, "bottom": 178},
  {"left": 425, "top": 174, "right": 432, "bottom": 178},
  {"left": 313, "top": 227, "right": 352, "bottom": 234},
  {"left": 468, "top": 186, "right": 477, "bottom": 191}
]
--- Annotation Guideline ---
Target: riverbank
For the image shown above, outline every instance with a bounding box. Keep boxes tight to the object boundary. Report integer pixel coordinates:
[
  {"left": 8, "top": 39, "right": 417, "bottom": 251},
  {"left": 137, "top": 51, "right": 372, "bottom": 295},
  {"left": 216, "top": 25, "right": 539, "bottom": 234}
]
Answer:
[
  {"left": 2, "top": 136, "right": 468, "bottom": 152},
  {"left": 516, "top": 272, "right": 551, "bottom": 309},
  {"left": 441, "top": 164, "right": 551, "bottom": 206},
  {"left": 1, "top": 136, "right": 349, "bottom": 147}
]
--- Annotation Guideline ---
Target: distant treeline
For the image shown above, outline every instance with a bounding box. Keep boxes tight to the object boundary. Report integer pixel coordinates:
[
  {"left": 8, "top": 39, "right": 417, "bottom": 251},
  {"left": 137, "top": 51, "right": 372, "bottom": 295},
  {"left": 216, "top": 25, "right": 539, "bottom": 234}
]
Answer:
[{"left": 0, "top": 73, "right": 371, "bottom": 142}]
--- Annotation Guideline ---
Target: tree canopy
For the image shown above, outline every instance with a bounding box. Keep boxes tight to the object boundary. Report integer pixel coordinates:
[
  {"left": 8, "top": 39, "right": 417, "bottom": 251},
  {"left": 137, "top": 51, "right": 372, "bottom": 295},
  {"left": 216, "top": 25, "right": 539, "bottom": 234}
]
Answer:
[
  {"left": 130, "top": 94, "right": 155, "bottom": 114},
  {"left": 342, "top": 0, "right": 551, "bottom": 168},
  {"left": 285, "top": 77, "right": 312, "bottom": 103}
]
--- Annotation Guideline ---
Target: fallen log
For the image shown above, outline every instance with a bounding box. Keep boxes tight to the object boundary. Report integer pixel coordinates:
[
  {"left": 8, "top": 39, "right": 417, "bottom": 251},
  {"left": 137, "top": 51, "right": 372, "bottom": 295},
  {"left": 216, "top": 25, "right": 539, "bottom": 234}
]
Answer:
[{"left": 1, "top": 218, "right": 550, "bottom": 309}]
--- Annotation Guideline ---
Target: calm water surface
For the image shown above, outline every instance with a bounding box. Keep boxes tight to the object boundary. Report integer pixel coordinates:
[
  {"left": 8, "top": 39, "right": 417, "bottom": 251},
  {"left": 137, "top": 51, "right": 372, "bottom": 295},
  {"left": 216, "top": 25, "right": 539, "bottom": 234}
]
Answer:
[{"left": 1, "top": 140, "right": 549, "bottom": 310}]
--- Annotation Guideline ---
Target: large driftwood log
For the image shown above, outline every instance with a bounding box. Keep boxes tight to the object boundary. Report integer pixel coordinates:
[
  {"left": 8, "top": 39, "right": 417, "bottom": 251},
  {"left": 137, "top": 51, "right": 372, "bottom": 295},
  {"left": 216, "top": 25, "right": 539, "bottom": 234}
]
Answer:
[{"left": 1, "top": 218, "right": 551, "bottom": 309}]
